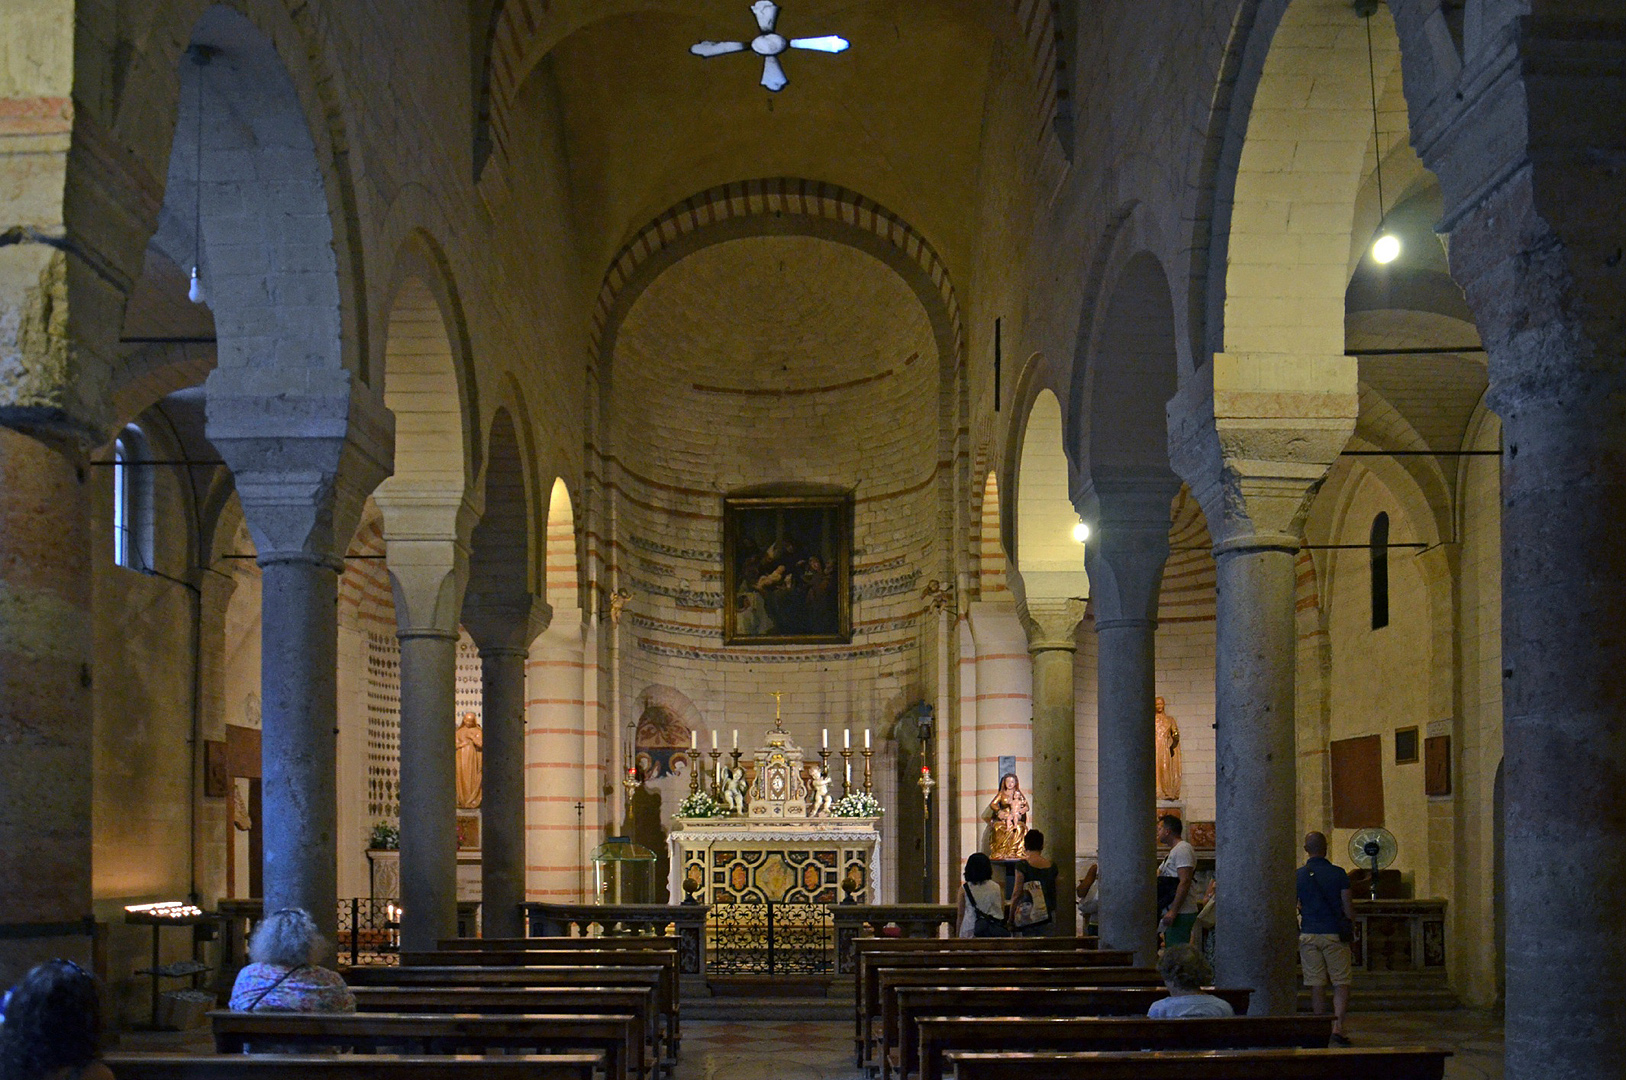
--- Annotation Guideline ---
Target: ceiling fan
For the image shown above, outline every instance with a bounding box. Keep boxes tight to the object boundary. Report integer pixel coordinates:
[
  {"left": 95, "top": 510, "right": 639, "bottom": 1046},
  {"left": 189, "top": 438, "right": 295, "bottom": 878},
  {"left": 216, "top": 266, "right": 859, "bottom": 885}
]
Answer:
[{"left": 691, "top": 2, "right": 851, "bottom": 92}]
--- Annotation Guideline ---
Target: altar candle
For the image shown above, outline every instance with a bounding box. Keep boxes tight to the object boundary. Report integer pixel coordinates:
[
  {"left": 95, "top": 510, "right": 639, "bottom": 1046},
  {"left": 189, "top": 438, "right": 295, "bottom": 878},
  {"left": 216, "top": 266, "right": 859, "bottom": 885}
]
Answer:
[
  {"left": 844, "top": 729, "right": 850, "bottom": 749},
  {"left": 711, "top": 730, "right": 718, "bottom": 751},
  {"left": 822, "top": 728, "right": 828, "bottom": 749},
  {"left": 865, "top": 728, "right": 871, "bottom": 750},
  {"left": 732, "top": 729, "right": 738, "bottom": 750},
  {"left": 691, "top": 730, "right": 697, "bottom": 751}
]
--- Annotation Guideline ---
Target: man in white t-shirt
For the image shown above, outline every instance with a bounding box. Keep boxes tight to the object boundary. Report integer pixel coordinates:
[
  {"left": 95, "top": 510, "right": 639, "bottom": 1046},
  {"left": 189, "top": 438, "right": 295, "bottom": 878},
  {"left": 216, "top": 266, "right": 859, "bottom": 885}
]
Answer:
[{"left": 1157, "top": 814, "right": 1199, "bottom": 945}]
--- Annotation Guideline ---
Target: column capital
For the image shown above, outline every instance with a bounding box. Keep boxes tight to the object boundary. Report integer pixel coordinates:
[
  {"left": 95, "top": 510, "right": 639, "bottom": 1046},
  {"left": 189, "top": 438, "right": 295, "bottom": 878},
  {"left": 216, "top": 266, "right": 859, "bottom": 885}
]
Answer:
[
  {"left": 376, "top": 491, "right": 479, "bottom": 637},
  {"left": 1017, "top": 596, "right": 1086, "bottom": 653},
  {"left": 463, "top": 592, "right": 553, "bottom": 656},
  {"left": 1078, "top": 477, "right": 1179, "bottom": 628},
  {"left": 1167, "top": 352, "right": 1356, "bottom": 553},
  {"left": 205, "top": 366, "right": 393, "bottom": 565}
]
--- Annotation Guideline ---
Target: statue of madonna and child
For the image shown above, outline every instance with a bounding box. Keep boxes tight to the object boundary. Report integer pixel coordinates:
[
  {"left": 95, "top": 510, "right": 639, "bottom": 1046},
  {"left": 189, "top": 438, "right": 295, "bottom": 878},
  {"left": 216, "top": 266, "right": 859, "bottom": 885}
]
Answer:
[{"left": 986, "top": 772, "right": 1031, "bottom": 861}]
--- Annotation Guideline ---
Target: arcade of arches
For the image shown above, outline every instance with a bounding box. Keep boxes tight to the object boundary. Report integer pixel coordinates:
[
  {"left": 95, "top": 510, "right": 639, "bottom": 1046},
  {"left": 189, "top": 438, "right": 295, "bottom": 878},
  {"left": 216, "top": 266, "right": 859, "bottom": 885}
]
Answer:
[{"left": 0, "top": 2, "right": 1620, "bottom": 1077}]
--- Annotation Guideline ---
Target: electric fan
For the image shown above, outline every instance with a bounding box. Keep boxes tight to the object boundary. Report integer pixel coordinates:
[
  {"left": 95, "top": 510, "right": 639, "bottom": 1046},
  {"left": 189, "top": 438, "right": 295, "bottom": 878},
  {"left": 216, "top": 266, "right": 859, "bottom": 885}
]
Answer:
[{"left": 1348, "top": 826, "right": 1398, "bottom": 900}]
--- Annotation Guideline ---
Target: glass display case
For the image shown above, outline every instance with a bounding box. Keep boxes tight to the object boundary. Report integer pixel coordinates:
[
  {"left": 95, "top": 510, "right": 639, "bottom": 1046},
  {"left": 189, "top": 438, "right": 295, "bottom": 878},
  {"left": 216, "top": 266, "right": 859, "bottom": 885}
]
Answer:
[{"left": 591, "top": 837, "right": 658, "bottom": 904}]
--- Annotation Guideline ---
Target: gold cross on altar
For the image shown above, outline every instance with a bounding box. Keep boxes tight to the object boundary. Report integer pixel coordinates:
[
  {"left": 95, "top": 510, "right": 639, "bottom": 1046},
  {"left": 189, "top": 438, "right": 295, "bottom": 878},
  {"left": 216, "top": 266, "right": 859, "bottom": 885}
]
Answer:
[{"left": 771, "top": 691, "right": 785, "bottom": 731}]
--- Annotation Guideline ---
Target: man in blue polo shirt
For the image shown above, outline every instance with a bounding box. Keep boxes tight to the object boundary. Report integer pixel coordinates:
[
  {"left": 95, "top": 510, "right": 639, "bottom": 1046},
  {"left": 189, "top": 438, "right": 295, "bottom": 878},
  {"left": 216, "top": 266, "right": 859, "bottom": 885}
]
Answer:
[{"left": 1296, "top": 831, "right": 1354, "bottom": 1045}]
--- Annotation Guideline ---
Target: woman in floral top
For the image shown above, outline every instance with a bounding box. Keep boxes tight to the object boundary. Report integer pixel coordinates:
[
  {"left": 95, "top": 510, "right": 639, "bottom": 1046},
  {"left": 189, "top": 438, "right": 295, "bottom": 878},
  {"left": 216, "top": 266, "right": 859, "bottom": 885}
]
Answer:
[{"left": 229, "top": 908, "right": 355, "bottom": 1013}]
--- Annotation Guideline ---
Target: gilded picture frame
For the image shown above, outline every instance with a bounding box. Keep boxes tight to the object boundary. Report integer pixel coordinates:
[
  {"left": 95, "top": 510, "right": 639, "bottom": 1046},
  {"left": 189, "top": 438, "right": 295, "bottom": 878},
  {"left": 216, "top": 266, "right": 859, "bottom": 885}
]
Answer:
[{"left": 723, "top": 494, "right": 853, "bottom": 644}]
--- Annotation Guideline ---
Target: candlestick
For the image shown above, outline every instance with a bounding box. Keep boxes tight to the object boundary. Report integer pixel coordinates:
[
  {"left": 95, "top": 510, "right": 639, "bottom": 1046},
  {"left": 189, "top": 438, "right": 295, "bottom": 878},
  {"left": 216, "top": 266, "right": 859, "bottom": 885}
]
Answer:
[
  {"left": 818, "top": 747, "right": 832, "bottom": 790},
  {"left": 840, "top": 747, "right": 853, "bottom": 798},
  {"left": 688, "top": 744, "right": 701, "bottom": 795},
  {"left": 709, "top": 749, "right": 723, "bottom": 797},
  {"left": 862, "top": 746, "right": 874, "bottom": 795}
]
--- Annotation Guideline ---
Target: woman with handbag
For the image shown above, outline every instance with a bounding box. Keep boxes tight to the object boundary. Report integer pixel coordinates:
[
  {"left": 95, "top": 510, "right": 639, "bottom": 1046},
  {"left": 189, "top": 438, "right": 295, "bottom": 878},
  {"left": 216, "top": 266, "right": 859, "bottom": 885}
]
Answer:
[
  {"left": 957, "top": 853, "right": 1009, "bottom": 938},
  {"left": 1008, "top": 830, "right": 1058, "bottom": 936}
]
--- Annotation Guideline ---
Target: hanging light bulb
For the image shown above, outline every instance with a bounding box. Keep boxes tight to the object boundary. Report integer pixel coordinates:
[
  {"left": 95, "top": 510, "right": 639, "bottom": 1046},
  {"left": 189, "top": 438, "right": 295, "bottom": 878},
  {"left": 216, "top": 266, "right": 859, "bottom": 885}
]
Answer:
[
  {"left": 1371, "top": 233, "right": 1401, "bottom": 264},
  {"left": 187, "top": 45, "right": 213, "bottom": 306},
  {"left": 188, "top": 265, "right": 205, "bottom": 303},
  {"left": 1072, "top": 522, "right": 1090, "bottom": 544}
]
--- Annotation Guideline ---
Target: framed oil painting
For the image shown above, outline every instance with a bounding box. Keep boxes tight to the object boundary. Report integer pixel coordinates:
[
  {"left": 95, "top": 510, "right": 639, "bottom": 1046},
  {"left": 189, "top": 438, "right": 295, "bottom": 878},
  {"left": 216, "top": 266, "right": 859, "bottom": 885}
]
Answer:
[{"left": 723, "top": 494, "right": 852, "bottom": 644}]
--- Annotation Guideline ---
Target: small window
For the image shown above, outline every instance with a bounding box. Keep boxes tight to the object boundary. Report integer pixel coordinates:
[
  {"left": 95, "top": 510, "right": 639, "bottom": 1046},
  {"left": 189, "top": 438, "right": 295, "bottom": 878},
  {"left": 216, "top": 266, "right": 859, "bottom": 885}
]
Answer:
[
  {"left": 112, "top": 425, "right": 154, "bottom": 572},
  {"left": 1369, "top": 511, "right": 1390, "bottom": 630}
]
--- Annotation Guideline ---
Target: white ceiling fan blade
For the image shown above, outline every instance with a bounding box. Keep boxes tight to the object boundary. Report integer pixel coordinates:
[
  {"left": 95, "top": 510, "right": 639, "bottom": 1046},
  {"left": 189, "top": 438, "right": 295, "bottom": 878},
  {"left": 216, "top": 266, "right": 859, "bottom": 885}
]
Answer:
[
  {"left": 691, "top": 40, "right": 747, "bottom": 57},
  {"left": 760, "top": 55, "right": 788, "bottom": 92},
  {"left": 790, "top": 35, "right": 850, "bottom": 54},
  {"left": 752, "top": 1, "right": 780, "bottom": 33}
]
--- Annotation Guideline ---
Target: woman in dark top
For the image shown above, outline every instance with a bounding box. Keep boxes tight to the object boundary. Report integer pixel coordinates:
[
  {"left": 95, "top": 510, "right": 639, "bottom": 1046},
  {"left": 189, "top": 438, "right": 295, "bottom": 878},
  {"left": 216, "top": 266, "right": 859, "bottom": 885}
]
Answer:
[{"left": 1008, "top": 829, "right": 1059, "bottom": 935}]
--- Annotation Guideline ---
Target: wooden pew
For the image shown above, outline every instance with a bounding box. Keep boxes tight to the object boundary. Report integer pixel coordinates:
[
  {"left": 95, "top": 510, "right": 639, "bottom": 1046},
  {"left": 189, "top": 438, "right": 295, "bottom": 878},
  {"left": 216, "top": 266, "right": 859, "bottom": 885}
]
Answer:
[
  {"left": 942, "top": 1047, "right": 1451, "bottom": 1080},
  {"left": 105, "top": 1053, "right": 603, "bottom": 1080},
  {"left": 857, "top": 948, "right": 1133, "bottom": 1065},
  {"left": 915, "top": 1015, "right": 1335, "bottom": 1080},
  {"left": 400, "top": 949, "right": 680, "bottom": 1040},
  {"left": 208, "top": 1011, "right": 641, "bottom": 1080},
  {"left": 346, "top": 965, "right": 678, "bottom": 1057},
  {"left": 351, "top": 985, "right": 663, "bottom": 1069},
  {"left": 887, "top": 985, "right": 1254, "bottom": 1080},
  {"left": 438, "top": 938, "right": 679, "bottom": 953}
]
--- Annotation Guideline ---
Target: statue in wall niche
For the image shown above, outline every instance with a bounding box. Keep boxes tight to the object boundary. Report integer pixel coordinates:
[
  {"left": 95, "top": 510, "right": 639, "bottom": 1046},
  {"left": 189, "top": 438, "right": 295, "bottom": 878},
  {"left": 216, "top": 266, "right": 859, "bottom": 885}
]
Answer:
[
  {"left": 455, "top": 712, "right": 483, "bottom": 809},
  {"left": 987, "top": 772, "right": 1030, "bottom": 860},
  {"left": 1155, "top": 696, "right": 1182, "bottom": 802}
]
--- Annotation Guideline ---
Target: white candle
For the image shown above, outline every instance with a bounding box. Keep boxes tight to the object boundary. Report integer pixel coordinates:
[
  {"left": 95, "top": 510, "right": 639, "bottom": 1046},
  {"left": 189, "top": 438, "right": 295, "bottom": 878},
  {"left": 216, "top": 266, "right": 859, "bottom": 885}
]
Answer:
[
  {"left": 822, "top": 728, "right": 829, "bottom": 749},
  {"left": 711, "top": 730, "right": 718, "bottom": 751},
  {"left": 844, "top": 729, "right": 850, "bottom": 749},
  {"left": 865, "top": 728, "right": 871, "bottom": 749},
  {"left": 732, "top": 729, "right": 738, "bottom": 750},
  {"left": 845, "top": 758, "right": 852, "bottom": 786},
  {"left": 691, "top": 730, "right": 698, "bottom": 751}
]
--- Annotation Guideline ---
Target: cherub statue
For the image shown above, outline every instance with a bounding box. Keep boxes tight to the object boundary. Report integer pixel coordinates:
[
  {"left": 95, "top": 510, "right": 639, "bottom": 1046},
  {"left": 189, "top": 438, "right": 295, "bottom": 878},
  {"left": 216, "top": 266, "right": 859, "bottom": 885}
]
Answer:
[
  {"left": 808, "top": 763, "right": 833, "bottom": 817},
  {"left": 721, "top": 765, "right": 748, "bottom": 815}
]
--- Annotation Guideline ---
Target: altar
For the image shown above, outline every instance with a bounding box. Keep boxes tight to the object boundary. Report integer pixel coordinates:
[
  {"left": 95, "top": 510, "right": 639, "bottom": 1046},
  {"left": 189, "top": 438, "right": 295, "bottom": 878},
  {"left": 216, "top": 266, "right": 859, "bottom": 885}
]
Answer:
[{"left": 665, "top": 711, "right": 882, "bottom": 905}]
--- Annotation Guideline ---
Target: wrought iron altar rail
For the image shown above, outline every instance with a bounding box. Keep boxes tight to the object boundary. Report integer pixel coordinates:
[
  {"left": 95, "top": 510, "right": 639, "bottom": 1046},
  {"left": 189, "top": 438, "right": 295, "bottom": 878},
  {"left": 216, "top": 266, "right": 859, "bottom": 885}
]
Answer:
[
  {"left": 522, "top": 902, "right": 709, "bottom": 975},
  {"left": 708, "top": 902, "right": 833, "bottom": 976},
  {"left": 218, "top": 898, "right": 480, "bottom": 971}
]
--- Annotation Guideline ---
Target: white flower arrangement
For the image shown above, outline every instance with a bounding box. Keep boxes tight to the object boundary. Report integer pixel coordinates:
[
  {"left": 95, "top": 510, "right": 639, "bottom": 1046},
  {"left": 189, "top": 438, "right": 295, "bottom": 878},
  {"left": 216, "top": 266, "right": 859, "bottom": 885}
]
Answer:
[
  {"left": 676, "top": 791, "right": 725, "bottom": 818},
  {"left": 832, "top": 791, "right": 883, "bottom": 818}
]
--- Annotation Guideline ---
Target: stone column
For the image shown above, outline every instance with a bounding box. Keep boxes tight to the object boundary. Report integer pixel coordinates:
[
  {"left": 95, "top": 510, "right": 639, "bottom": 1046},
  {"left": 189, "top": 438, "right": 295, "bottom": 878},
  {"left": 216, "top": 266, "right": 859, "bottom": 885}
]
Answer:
[
  {"left": 1168, "top": 355, "right": 1355, "bottom": 1014},
  {"left": 1443, "top": 167, "right": 1626, "bottom": 1078},
  {"left": 1083, "top": 484, "right": 1176, "bottom": 965},
  {"left": 0, "top": 429, "right": 93, "bottom": 982},
  {"left": 1019, "top": 597, "right": 1085, "bottom": 935},
  {"left": 376, "top": 492, "right": 476, "bottom": 954},
  {"left": 208, "top": 371, "right": 391, "bottom": 946},
  {"left": 464, "top": 597, "right": 549, "bottom": 939}
]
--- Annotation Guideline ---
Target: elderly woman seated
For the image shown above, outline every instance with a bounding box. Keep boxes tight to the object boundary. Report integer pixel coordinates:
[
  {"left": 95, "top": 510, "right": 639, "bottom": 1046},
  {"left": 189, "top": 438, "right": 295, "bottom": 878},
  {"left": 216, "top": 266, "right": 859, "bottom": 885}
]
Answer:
[
  {"left": 1147, "top": 944, "right": 1235, "bottom": 1018},
  {"left": 229, "top": 908, "right": 356, "bottom": 1013}
]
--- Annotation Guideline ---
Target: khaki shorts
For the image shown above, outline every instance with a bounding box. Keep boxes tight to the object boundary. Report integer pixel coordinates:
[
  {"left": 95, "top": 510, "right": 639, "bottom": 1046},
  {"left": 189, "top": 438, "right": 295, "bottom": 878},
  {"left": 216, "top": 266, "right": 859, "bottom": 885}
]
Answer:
[{"left": 1299, "top": 933, "right": 1353, "bottom": 987}]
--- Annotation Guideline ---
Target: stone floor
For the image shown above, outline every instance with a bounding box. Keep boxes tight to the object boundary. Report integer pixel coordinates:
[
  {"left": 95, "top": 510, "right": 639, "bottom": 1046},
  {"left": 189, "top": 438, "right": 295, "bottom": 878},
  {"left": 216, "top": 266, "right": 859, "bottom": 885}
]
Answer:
[{"left": 673, "top": 1013, "right": 1505, "bottom": 1080}]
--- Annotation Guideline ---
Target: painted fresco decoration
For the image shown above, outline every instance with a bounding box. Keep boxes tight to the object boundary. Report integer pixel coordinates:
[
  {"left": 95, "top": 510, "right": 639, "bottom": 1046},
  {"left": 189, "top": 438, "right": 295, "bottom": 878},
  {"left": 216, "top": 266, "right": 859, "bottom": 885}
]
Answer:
[{"left": 635, "top": 702, "right": 694, "bottom": 781}]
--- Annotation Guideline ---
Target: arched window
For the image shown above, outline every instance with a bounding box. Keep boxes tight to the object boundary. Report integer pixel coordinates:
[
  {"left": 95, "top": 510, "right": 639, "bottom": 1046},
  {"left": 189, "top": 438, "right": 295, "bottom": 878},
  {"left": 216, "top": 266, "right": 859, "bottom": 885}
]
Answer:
[
  {"left": 112, "top": 425, "right": 154, "bottom": 571},
  {"left": 1369, "top": 511, "right": 1390, "bottom": 631}
]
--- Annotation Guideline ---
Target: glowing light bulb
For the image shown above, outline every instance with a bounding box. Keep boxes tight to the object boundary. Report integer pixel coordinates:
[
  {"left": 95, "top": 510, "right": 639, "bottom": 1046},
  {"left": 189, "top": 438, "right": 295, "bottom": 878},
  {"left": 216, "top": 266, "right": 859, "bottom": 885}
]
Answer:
[
  {"left": 1371, "top": 234, "right": 1401, "bottom": 264},
  {"left": 188, "top": 265, "right": 205, "bottom": 304},
  {"left": 1073, "top": 522, "right": 1091, "bottom": 543}
]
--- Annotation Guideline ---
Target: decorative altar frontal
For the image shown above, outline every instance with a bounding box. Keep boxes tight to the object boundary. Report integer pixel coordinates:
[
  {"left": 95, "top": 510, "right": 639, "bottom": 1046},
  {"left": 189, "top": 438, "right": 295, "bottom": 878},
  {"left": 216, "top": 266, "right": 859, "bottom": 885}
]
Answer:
[{"left": 668, "top": 817, "right": 881, "bottom": 904}]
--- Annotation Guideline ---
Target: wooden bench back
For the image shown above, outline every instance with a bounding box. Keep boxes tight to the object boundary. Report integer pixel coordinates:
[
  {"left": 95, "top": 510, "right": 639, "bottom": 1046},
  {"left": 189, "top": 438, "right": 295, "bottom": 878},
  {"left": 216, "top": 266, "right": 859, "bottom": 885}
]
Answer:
[
  {"left": 943, "top": 1047, "right": 1450, "bottom": 1080},
  {"left": 400, "top": 949, "right": 679, "bottom": 1014},
  {"left": 888, "top": 986, "right": 1255, "bottom": 1080},
  {"left": 915, "top": 1015, "right": 1335, "bottom": 1080},
  {"left": 858, "top": 950, "right": 1134, "bottom": 1056},
  {"left": 439, "top": 937, "right": 678, "bottom": 952},
  {"left": 207, "top": 1011, "right": 640, "bottom": 1080},
  {"left": 103, "top": 1053, "right": 604, "bottom": 1080}
]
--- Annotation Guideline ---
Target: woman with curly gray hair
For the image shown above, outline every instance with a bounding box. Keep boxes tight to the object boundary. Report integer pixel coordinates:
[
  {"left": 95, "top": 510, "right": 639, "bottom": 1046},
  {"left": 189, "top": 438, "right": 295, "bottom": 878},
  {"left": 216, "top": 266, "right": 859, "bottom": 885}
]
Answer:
[
  {"left": 228, "top": 908, "right": 355, "bottom": 1013},
  {"left": 0, "top": 959, "right": 113, "bottom": 1080},
  {"left": 1147, "top": 944, "right": 1234, "bottom": 1018}
]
